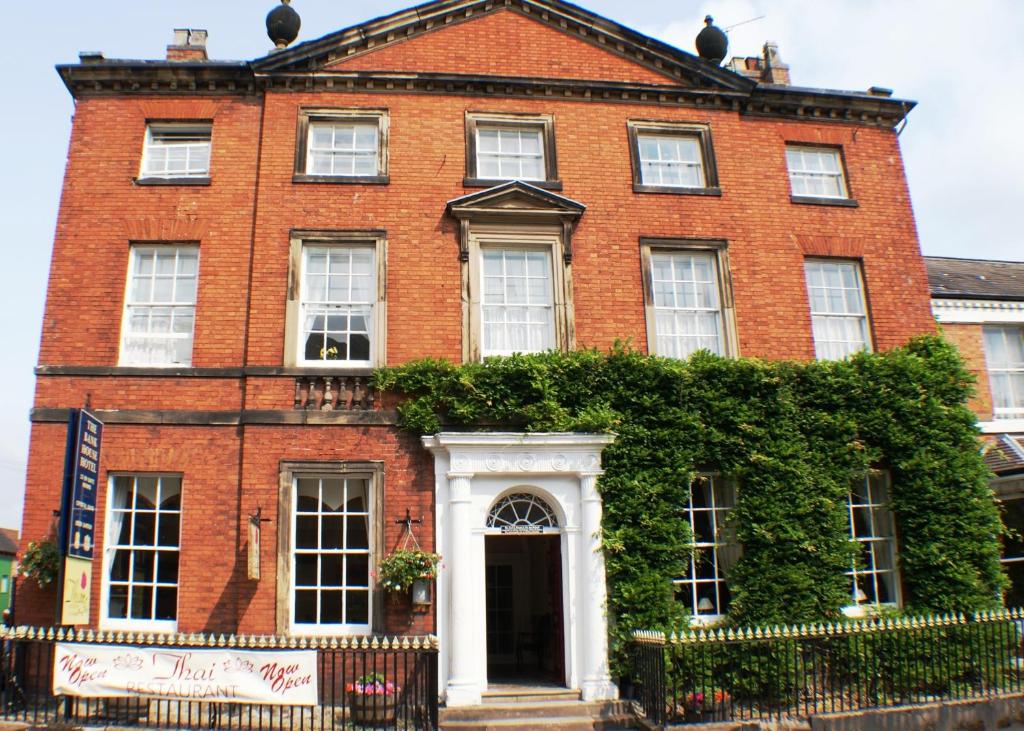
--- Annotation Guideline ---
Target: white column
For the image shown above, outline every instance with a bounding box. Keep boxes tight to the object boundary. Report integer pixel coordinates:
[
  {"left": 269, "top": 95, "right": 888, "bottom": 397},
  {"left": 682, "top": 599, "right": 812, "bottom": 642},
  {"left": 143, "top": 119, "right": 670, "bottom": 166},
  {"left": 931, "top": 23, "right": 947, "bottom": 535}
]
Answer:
[
  {"left": 579, "top": 472, "right": 618, "bottom": 701},
  {"left": 445, "top": 472, "right": 481, "bottom": 706}
]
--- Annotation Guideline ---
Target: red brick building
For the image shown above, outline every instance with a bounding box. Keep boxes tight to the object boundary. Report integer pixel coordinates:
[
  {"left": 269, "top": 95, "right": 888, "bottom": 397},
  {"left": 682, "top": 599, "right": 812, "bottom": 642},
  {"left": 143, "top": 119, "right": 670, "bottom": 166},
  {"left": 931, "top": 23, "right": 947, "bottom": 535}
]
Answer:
[
  {"left": 20, "top": 0, "right": 934, "bottom": 706},
  {"left": 926, "top": 256, "right": 1024, "bottom": 603}
]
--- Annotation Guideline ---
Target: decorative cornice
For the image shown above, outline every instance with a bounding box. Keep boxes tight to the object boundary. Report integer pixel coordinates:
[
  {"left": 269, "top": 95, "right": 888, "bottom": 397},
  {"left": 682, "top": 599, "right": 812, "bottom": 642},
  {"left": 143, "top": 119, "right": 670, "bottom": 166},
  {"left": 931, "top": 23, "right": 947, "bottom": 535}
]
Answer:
[
  {"left": 58, "top": 66, "right": 913, "bottom": 129},
  {"left": 55, "top": 0, "right": 913, "bottom": 129},
  {"left": 423, "top": 431, "right": 615, "bottom": 476},
  {"left": 57, "top": 61, "right": 256, "bottom": 98},
  {"left": 932, "top": 298, "right": 1024, "bottom": 324}
]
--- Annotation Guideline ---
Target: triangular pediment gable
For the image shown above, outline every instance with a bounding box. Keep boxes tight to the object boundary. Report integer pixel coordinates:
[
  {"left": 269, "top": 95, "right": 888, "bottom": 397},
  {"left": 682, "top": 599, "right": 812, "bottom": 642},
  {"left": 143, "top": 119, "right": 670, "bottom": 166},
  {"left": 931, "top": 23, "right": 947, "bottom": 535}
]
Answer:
[
  {"left": 254, "top": 0, "right": 753, "bottom": 93},
  {"left": 446, "top": 181, "right": 586, "bottom": 262},
  {"left": 446, "top": 181, "right": 585, "bottom": 219}
]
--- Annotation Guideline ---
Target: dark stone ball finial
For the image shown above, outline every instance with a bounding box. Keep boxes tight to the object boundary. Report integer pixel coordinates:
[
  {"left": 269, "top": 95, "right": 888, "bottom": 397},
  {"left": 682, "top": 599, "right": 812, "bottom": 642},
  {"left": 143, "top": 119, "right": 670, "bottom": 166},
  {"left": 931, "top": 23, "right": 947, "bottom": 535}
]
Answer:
[
  {"left": 267, "top": 0, "right": 301, "bottom": 50},
  {"left": 696, "top": 15, "right": 728, "bottom": 65}
]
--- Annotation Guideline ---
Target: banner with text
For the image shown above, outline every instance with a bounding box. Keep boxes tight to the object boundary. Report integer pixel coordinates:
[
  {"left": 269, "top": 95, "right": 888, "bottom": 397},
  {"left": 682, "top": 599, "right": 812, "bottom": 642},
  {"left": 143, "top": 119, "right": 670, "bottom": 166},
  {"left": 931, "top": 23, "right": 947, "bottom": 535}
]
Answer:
[{"left": 53, "top": 643, "right": 318, "bottom": 706}]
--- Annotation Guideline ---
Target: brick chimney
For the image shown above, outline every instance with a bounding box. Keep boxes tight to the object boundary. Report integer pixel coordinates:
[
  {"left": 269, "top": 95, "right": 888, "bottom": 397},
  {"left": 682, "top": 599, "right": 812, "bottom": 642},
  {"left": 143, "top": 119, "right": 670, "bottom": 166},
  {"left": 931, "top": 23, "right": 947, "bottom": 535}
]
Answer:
[
  {"left": 166, "top": 29, "right": 208, "bottom": 62},
  {"left": 727, "top": 41, "right": 791, "bottom": 86}
]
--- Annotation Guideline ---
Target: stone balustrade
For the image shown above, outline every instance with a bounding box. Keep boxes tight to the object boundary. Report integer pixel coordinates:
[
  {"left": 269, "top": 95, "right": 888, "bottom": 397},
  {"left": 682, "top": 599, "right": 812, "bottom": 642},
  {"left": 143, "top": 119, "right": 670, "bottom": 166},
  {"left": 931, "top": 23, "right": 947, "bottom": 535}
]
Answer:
[{"left": 293, "top": 374, "right": 377, "bottom": 411}]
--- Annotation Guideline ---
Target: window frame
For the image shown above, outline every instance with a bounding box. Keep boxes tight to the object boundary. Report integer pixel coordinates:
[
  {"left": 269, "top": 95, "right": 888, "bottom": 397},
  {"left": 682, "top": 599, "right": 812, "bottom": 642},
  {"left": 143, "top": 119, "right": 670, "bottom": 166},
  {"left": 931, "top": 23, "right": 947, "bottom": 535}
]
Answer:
[
  {"left": 285, "top": 231, "right": 388, "bottom": 369},
  {"left": 464, "top": 112, "right": 560, "bottom": 190},
  {"left": 118, "top": 244, "right": 200, "bottom": 368},
  {"left": 479, "top": 247, "right": 557, "bottom": 358},
  {"left": 983, "top": 325, "right": 1024, "bottom": 420},
  {"left": 785, "top": 144, "right": 858, "bottom": 207},
  {"left": 276, "top": 461, "right": 385, "bottom": 636},
  {"left": 294, "top": 109, "right": 390, "bottom": 185},
  {"left": 628, "top": 121, "right": 720, "bottom": 196},
  {"left": 672, "top": 473, "right": 739, "bottom": 626},
  {"left": 137, "top": 121, "right": 212, "bottom": 186},
  {"left": 804, "top": 258, "right": 874, "bottom": 361},
  {"left": 640, "top": 239, "right": 738, "bottom": 359},
  {"left": 843, "top": 471, "right": 902, "bottom": 617},
  {"left": 100, "top": 473, "right": 184, "bottom": 634},
  {"left": 464, "top": 225, "right": 573, "bottom": 362}
]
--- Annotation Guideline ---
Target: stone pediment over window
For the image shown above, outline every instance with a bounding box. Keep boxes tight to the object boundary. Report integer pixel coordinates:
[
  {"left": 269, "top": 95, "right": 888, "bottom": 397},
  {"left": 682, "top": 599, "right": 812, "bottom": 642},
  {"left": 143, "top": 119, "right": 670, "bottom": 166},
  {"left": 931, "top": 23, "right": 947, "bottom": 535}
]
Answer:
[
  {"left": 252, "top": 0, "right": 753, "bottom": 94},
  {"left": 446, "top": 181, "right": 585, "bottom": 263}
]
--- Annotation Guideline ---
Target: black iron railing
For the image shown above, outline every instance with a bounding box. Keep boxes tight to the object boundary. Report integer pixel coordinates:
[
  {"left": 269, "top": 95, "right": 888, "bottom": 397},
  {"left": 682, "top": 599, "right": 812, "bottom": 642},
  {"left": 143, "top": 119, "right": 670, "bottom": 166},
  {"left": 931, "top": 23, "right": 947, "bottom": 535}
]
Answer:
[
  {"left": 0, "top": 627, "right": 438, "bottom": 730},
  {"left": 630, "top": 609, "right": 1024, "bottom": 726}
]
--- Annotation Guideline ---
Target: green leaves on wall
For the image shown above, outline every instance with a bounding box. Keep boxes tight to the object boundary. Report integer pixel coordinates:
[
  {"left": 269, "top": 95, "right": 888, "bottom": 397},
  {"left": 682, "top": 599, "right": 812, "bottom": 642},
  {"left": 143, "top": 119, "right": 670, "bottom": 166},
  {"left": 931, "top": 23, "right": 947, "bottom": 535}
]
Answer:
[{"left": 376, "top": 336, "right": 1006, "bottom": 664}]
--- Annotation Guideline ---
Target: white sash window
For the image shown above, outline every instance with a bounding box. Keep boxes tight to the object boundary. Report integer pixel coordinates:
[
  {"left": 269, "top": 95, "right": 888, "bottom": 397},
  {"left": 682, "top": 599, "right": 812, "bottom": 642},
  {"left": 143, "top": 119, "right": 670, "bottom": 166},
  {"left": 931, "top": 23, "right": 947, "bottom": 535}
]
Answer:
[
  {"left": 120, "top": 246, "right": 198, "bottom": 367},
  {"left": 481, "top": 248, "right": 555, "bottom": 356},
  {"left": 786, "top": 146, "right": 848, "bottom": 199},
  {"left": 984, "top": 326, "right": 1024, "bottom": 419},
  {"left": 299, "top": 246, "right": 375, "bottom": 366},
  {"left": 805, "top": 259, "right": 871, "bottom": 360},
  {"left": 140, "top": 124, "right": 211, "bottom": 179},
  {"left": 651, "top": 251, "right": 724, "bottom": 358},
  {"left": 845, "top": 473, "right": 901, "bottom": 614},
  {"left": 103, "top": 475, "right": 182, "bottom": 632}
]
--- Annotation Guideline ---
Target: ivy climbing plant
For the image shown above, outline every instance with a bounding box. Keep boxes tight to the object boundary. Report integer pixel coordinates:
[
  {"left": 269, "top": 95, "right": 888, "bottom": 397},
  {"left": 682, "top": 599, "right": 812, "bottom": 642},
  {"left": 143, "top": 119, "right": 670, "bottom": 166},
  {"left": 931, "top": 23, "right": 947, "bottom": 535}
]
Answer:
[{"left": 375, "top": 336, "right": 1005, "bottom": 667}]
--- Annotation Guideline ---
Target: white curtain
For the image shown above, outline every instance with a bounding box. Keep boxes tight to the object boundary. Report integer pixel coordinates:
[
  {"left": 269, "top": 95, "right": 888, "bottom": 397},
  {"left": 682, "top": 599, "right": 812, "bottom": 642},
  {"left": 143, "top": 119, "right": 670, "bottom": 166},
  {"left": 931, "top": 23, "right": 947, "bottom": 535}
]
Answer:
[{"left": 105, "top": 479, "right": 131, "bottom": 566}]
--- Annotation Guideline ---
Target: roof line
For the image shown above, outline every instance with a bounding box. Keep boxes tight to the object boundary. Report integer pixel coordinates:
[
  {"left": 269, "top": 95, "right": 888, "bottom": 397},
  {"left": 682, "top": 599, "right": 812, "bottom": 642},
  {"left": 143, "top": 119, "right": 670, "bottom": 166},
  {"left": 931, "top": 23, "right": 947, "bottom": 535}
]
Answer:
[{"left": 925, "top": 255, "right": 1024, "bottom": 265}]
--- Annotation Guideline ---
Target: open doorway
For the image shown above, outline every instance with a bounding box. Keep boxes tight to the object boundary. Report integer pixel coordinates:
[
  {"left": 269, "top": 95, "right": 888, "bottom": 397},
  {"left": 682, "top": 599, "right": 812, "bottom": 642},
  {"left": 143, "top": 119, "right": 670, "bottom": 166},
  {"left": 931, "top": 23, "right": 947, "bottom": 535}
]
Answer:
[{"left": 484, "top": 534, "right": 565, "bottom": 686}]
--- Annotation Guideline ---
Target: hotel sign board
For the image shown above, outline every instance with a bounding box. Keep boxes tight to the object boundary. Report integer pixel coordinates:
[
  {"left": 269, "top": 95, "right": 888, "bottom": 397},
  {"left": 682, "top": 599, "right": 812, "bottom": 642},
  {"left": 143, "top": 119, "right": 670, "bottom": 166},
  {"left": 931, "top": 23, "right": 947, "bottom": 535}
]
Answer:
[{"left": 66, "top": 410, "right": 102, "bottom": 561}]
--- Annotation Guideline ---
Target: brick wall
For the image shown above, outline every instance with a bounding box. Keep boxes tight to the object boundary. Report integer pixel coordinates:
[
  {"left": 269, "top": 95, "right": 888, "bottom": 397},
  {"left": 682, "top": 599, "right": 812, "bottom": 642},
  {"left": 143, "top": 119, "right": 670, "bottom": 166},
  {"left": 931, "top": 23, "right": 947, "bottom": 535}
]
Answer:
[
  {"left": 941, "top": 323, "right": 994, "bottom": 420},
  {"left": 19, "top": 6, "right": 935, "bottom": 634},
  {"left": 326, "top": 8, "right": 678, "bottom": 85}
]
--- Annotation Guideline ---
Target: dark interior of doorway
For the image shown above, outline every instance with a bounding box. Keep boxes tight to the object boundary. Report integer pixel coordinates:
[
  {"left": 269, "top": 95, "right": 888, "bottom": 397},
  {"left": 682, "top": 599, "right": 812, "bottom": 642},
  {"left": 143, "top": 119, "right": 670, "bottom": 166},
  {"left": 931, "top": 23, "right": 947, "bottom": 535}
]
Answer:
[{"left": 484, "top": 534, "right": 565, "bottom": 685}]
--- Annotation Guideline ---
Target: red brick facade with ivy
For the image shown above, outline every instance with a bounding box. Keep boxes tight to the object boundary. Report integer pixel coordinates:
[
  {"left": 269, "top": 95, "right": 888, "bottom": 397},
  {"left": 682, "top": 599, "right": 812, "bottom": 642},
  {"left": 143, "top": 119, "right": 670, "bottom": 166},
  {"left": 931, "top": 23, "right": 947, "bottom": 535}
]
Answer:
[{"left": 18, "top": 0, "right": 934, "bottom": 638}]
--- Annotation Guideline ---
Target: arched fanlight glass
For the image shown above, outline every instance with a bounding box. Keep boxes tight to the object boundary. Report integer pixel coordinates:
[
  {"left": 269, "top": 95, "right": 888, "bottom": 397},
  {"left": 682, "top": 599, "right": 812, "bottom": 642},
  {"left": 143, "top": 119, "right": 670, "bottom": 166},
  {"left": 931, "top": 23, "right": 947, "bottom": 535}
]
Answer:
[{"left": 487, "top": 493, "right": 559, "bottom": 529}]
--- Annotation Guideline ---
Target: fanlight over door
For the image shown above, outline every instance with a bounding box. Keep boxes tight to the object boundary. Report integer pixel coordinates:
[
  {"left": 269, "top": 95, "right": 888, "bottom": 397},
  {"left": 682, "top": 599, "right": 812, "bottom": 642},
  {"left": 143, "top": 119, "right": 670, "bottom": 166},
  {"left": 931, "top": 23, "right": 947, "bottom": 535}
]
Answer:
[{"left": 486, "top": 493, "right": 559, "bottom": 533}]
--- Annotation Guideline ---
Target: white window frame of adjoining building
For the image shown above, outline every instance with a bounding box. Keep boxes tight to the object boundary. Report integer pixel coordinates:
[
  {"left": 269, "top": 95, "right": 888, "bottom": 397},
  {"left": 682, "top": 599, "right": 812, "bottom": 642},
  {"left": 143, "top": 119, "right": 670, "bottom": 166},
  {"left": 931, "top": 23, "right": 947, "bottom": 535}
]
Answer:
[
  {"left": 276, "top": 461, "right": 385, "bottom": 637},
  {"left": 931, "top": 298, "right": 1024, "bottom": 434},
  {"left": 984, "top": 325, "right": 1024, "bottom": 420},
  {"left": 284, "top": 231, "right": 388, "bottom": 369},
  {"left": 843, "top": 472, "right": 901, "bottom": 617},
  {"left": 672, "top": 474, "right": 739, "bottom": 626},
  {"left": 118, "top": 244, "right": 199, "bottom": 367},
  {"left": 100, "top": 474, "right": 183, "bottom": 634},
  {"left": 139, "top": 123, "right": 212, "bottom": 181},
  {"left": 785, "top": 145, "right": 849, "bottom": 200},
  {"left": 641, "top": 239, "right": 738, "bottom": 359},
  {"left": 804, "top": 258, "right": 873, "bottom": 360}
]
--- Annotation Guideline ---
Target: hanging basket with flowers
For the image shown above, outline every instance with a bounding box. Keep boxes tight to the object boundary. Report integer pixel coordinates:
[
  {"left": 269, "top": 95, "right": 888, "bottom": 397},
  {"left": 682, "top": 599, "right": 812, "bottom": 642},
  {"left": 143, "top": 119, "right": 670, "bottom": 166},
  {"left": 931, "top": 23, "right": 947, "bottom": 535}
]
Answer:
[{"left": 377, "top": 548, "right": 440, "bottom": 593}]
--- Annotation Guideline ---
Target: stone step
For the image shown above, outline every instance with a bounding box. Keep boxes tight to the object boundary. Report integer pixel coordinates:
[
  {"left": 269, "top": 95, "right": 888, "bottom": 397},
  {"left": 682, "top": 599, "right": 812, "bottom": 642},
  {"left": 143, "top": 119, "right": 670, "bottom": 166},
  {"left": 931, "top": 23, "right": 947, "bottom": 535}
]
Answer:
[
  {"left": 440, "top": 716, "right": 598, "bottom": 731},
  {"left": 443, "top": 700, "right": 635, "bottom": 720},
  {"left": 481, "top": 687, "right": 583, "bottom": 704},
  {"left": 439, "top": 699, "right": 638, "bottom": 731}
]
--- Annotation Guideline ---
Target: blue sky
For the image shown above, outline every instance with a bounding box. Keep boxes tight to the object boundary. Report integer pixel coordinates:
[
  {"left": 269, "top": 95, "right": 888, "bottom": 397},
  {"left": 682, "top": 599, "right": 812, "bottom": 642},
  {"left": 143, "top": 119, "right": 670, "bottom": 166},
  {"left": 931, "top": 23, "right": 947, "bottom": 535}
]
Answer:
[{"left": 0, "top": 0, "right": 1021, "bottom": 532}]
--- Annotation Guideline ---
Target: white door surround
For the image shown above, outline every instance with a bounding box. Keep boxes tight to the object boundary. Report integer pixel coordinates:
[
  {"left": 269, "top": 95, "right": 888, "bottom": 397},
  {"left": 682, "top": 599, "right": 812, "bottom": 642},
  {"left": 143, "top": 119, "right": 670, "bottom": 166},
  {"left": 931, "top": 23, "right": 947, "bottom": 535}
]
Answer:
[{"left": 423, "top": 432, "right": 618, "bottom": 707}]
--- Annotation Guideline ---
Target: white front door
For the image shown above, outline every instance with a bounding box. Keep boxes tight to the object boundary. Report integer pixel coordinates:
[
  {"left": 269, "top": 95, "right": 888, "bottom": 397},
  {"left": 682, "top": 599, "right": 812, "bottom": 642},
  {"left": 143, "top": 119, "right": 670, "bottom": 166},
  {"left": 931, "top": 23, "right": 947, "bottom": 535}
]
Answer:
[{"left": 424, "top": 432, "right": 618, "bottom": 707}]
